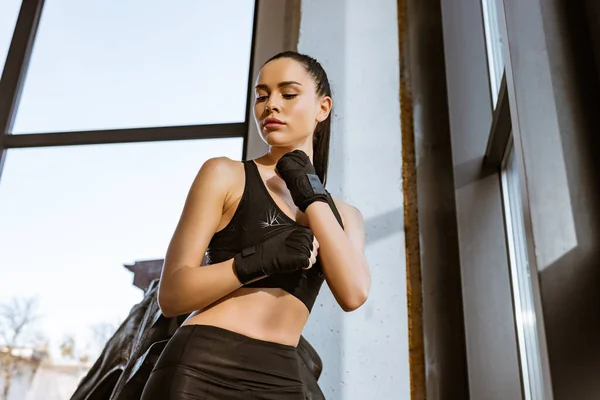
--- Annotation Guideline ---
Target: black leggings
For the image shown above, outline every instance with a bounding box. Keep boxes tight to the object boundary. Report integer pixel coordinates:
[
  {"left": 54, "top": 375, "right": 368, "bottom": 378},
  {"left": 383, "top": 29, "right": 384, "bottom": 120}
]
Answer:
[{"left": 140, "top": 324, "right": 306, "bottom": 400}]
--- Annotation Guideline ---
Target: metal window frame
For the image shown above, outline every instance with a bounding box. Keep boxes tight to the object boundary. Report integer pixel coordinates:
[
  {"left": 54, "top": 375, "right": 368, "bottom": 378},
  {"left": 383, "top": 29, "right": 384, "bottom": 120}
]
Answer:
[
  {"left": 481, "top": 0, "right": 505, "bottom": 107},
  {"left": 482, "top": 1, "right": 553, "bottom": 396},
  {"left": 0, "top": 0, "right": 259, "bottom": 179},
  {"left": 440, "top": 0, "right": 524, "bottom": 396},
  {"left": 500, "top": 136, "right": 546, "bottom": 400},
  {"left": 484, "top": 71, "right": 511, "bottom": 168},
  {"left": 492, "top": 0, "right": 555, "bottom": 398},
  {"left": 442, "top": 0, "right": 562, "bottom": 396}
]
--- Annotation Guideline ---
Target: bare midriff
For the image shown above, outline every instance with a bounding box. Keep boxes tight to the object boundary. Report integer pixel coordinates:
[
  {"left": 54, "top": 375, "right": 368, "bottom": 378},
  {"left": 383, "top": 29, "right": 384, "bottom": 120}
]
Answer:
[{"left": 181, "top": 289, "right": 310, "bottom": 346}]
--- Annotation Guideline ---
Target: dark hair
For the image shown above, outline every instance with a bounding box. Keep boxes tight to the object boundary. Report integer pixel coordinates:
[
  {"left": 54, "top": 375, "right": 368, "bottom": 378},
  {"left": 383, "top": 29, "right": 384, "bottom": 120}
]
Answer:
[{"left": 263, "top": 51, "right": 333, "bottom": 186}]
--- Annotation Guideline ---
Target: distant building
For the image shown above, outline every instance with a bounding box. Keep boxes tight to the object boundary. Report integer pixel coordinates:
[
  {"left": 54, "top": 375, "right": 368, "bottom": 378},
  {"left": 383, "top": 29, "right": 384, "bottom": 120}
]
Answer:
[
  {"left": 123, "top": 259, "right": 164, "bottom": 291},
  {"left": 0, "top": 346, "right": 44, "bottom": 400},
  {"left": 23, "top": 358, "right": 91, "bottom": 400},
  {"left": 0, "top": 258, "right": 160, "bottom": 400}
]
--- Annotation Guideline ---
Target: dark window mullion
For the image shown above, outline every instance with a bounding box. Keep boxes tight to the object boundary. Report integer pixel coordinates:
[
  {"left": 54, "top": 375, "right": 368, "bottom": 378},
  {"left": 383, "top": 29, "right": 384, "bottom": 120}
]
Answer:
[
  {"left": 3, "top": 122, "right": 246, "bottom": 149},
  {"left": 0, "top": 0, "right": 45, "bottom": 174},
  {"left": 242, "top": 0, "right": 260, "bottom": 161},
  {"left": 0, "top": 0, "right": 45, "bottom": 137}
]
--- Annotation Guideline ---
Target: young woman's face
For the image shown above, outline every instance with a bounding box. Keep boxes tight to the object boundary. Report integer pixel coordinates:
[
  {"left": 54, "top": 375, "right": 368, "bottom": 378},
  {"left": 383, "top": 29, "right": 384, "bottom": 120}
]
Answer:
[{"left": 254, "top": 58, "right": 330, "bottom": 147}]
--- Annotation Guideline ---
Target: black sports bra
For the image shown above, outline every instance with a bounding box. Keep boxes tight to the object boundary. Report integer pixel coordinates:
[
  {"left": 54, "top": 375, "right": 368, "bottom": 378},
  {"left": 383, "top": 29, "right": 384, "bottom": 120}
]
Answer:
[{"left": 203, "top": 160, "right": 343, "bottom": 312}]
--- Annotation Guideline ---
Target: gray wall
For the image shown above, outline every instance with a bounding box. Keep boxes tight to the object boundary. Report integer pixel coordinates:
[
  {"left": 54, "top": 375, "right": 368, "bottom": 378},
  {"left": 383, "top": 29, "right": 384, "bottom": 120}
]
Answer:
[
  {"left": 406, "top": 0, "right": 469, "bottom": 398},
  {"left": 297, "top": 0, "right": 410, "bottom": 399}
]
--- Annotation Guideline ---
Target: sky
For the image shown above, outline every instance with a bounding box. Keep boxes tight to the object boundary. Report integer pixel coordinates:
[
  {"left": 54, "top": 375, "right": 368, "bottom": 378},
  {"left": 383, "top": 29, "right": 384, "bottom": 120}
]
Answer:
[{"left": 0, "top": 0, "right": 253, "bottom": 362}]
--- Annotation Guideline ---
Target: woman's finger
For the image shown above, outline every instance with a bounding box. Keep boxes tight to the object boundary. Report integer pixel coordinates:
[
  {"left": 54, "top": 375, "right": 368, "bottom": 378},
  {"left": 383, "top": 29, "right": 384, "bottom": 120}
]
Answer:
[{"left": 304, "top": 258, "right": 313, "bottom": 270}]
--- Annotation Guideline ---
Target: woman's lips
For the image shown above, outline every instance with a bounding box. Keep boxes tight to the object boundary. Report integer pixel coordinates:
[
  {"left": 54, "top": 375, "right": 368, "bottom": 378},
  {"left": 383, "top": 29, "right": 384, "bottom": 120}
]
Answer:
[
  {"left": 263, "top": 118, "right": 286, "bottom": 130},
  {"left": 264, "top": 122, "right": 286, "bottom": 130}
]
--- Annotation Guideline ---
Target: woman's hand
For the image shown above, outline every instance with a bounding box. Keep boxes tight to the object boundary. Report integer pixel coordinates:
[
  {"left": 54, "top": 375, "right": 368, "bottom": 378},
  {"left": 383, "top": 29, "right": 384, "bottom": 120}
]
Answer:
[
  {"left": 275, "top": 150, "right": 329, "bottom": 212},
  {"left": 305, "top": 236, "right": 319, "bottom": 270},
  {"left": 233, "top": 225, "right": 317, "bottom": 284}
]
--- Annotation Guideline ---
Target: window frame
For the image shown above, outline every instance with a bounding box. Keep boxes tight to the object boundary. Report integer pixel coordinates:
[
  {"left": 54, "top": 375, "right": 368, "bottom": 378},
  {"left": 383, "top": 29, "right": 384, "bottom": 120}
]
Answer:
[
  {"left": 500, "top": 136, "right": 546, "bottom": 400},
  {"left": 441, "top": 0, "right": 556, "bottom": 397},
  {"left": 0, "top": 0, "right": 259, "bottom": 175},
  {"left": 486, "top": 0, "right": 555, "bottom": 398},
  {"left": 481, "top": 0, "right": 505, "bottom": 106}
]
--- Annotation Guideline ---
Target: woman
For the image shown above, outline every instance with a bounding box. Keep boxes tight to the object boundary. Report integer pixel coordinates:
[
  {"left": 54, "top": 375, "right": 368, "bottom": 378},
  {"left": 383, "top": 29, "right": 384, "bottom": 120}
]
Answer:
[{"left": 141, "top": 51, "right": 371, "bottom": 399}]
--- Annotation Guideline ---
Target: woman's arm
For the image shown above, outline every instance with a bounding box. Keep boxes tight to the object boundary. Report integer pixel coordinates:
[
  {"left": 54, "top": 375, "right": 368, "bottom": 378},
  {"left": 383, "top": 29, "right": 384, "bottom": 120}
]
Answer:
[
  {"left": 305, "top": 199, "right": 370, "bottom": 312},
  {"left": 160, "top": 259, "right": 242, "bottom": 317},
  {"left": 157, "top": 157, "right": 244, "bottom": 317},
  {"left": 274, "top": 150, "right": 370, "bottom": 312}
]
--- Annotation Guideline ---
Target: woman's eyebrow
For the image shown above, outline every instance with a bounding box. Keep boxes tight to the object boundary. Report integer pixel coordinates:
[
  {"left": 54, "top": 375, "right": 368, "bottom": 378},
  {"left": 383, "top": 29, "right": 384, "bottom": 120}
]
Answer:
[{"left": 255, "top": 81, "right": 303, "bottom": 90}]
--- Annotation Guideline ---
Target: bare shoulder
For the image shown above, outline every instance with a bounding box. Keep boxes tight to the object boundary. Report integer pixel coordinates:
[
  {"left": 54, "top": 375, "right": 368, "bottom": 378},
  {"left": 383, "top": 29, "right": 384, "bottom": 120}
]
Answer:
[
  {"left": 193, "top": 157, "right": 244, "bottom": 193},
  {"left": 198, "top": 156, "right": 242, "bottom": 179}
]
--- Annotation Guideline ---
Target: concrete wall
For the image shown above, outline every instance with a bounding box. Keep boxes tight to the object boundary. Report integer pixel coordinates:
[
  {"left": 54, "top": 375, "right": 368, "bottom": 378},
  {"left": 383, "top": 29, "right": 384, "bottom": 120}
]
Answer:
[
  {"left": 405, "top": 0, "right": 470, "bottom": 398},
  {"left": 297, "top": 1, "right": 410, "bottom": 399}
]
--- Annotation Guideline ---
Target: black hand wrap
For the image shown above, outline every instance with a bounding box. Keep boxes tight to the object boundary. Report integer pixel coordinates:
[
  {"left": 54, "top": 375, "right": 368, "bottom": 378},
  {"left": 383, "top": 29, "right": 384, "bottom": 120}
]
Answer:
[
  {"left": 233, "top": 225, "right": 314, "bottom": 284},
  {"left": 275, "top": 150, "right": 329, "bottom": 212}
]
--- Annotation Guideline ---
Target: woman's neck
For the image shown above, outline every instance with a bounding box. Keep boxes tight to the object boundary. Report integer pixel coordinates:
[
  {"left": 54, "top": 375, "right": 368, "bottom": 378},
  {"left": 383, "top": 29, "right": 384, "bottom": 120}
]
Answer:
[{"left": 259, "top": 143, "right": 313, "bottom": 168}]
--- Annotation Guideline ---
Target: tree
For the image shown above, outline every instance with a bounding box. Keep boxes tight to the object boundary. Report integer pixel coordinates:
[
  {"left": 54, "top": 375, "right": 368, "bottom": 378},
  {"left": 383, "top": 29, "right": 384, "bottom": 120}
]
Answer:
[
  {"left": 59, "top": 334, "right": 91, "bottom": 364},
  {"left": 57, "top": 319, "right": 120, "bottom": 366},
  {"left": 0, "top": 296, "right": 44, "bottom": 400},
  {"left": 59, "top": 335, "right": 76, "bottom": 359}
]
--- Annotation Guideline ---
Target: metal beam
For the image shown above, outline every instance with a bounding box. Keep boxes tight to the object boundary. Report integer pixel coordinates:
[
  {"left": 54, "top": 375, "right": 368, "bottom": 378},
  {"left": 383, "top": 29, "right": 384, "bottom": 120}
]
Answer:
[
  {"left": 242, "top": 0, "right": 260, "bottom": 161},
  {"left": 496, "top": 0, "right": 558, "bottom": 397},
  {"left": 0, "top": 0, "right": 45, "bottom": 178},
  {"left": 484, "top": 72, "right": 511, "bottom": 168},
  {"left": 3, "top": 123, "right": 245, "bottom": 148}
]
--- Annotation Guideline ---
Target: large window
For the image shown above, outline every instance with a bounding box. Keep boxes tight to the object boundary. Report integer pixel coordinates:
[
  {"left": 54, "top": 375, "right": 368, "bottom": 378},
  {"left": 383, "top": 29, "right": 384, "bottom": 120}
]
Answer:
[
  {"left": 0, "top": 139, "right": 243, "bottom": 397},
  {"left": 0, "top": 1, "right": 255, "bottom": 398},
  {"left": 12, "top": 0, "right": 255, "bottom": 134},
  {"left": 501, "top": 140, "right": 545, "bottom": 400}
]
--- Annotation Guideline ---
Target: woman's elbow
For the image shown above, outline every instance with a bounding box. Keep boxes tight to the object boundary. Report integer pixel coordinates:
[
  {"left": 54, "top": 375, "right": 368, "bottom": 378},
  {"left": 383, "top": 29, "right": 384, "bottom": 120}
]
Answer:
[
  {"left": 342, "top": 278, "right": 370, "bottom": 312},
  {"left": 340, "top": 291, "right": 369, "bottom": 312},
  {"left": 157, "top": 289, "right": 182, "bottom": 318},
  {"left": 157, "top": 270, "right": 192, "bottom": 318},
  {"left": 157, "top": 298, "right": 175, "bottom": 318},
  {"left": 159, "top": 306, "right": 177, "bottom": 319}
]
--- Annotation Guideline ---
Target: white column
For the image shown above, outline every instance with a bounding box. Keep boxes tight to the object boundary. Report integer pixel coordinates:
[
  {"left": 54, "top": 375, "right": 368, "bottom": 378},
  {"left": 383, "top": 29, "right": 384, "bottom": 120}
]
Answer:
[{"left": 298, "top": 1, "right": 410, "bottom": 398}]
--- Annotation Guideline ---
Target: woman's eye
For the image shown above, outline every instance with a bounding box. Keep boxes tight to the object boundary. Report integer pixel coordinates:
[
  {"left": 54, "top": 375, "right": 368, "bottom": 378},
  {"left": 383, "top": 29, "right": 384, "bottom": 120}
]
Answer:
[
  {"left": 255, "top": 96, "right": 268, "bottom": 102},
  {"left": 283, "top": 94, "right": 297, "bottom": 99}
]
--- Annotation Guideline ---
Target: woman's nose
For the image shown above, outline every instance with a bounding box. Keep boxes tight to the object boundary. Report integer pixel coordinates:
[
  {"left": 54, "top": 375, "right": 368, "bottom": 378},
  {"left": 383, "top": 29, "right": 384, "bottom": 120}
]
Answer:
[{"left": 265, "top": 101, "right": 280, "bottom": 113}]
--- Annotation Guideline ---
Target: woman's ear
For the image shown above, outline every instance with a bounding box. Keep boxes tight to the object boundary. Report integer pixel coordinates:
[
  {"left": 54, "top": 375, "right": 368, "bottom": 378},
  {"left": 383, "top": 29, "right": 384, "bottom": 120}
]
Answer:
[{"left": 317, "top": 96, "right": 332, "bottom": 122}]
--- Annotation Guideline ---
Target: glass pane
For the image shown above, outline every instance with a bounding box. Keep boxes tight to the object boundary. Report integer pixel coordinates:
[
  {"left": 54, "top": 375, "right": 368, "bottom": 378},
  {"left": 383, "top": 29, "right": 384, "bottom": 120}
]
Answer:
[
  {"left": 501, "top": 141, "right": 545, "bottom": 400},
  {"left": 12, "top": 0, "right": 255, "bottom": 134},
  {"left": 481, "top": 0, "right": 504, "bottom": 106},
  {"left": 0, "top": 0, "right": 22, "bottom": 73},
  {"left": 0, "top": 138, "right": 242, "bottom": 398}
]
